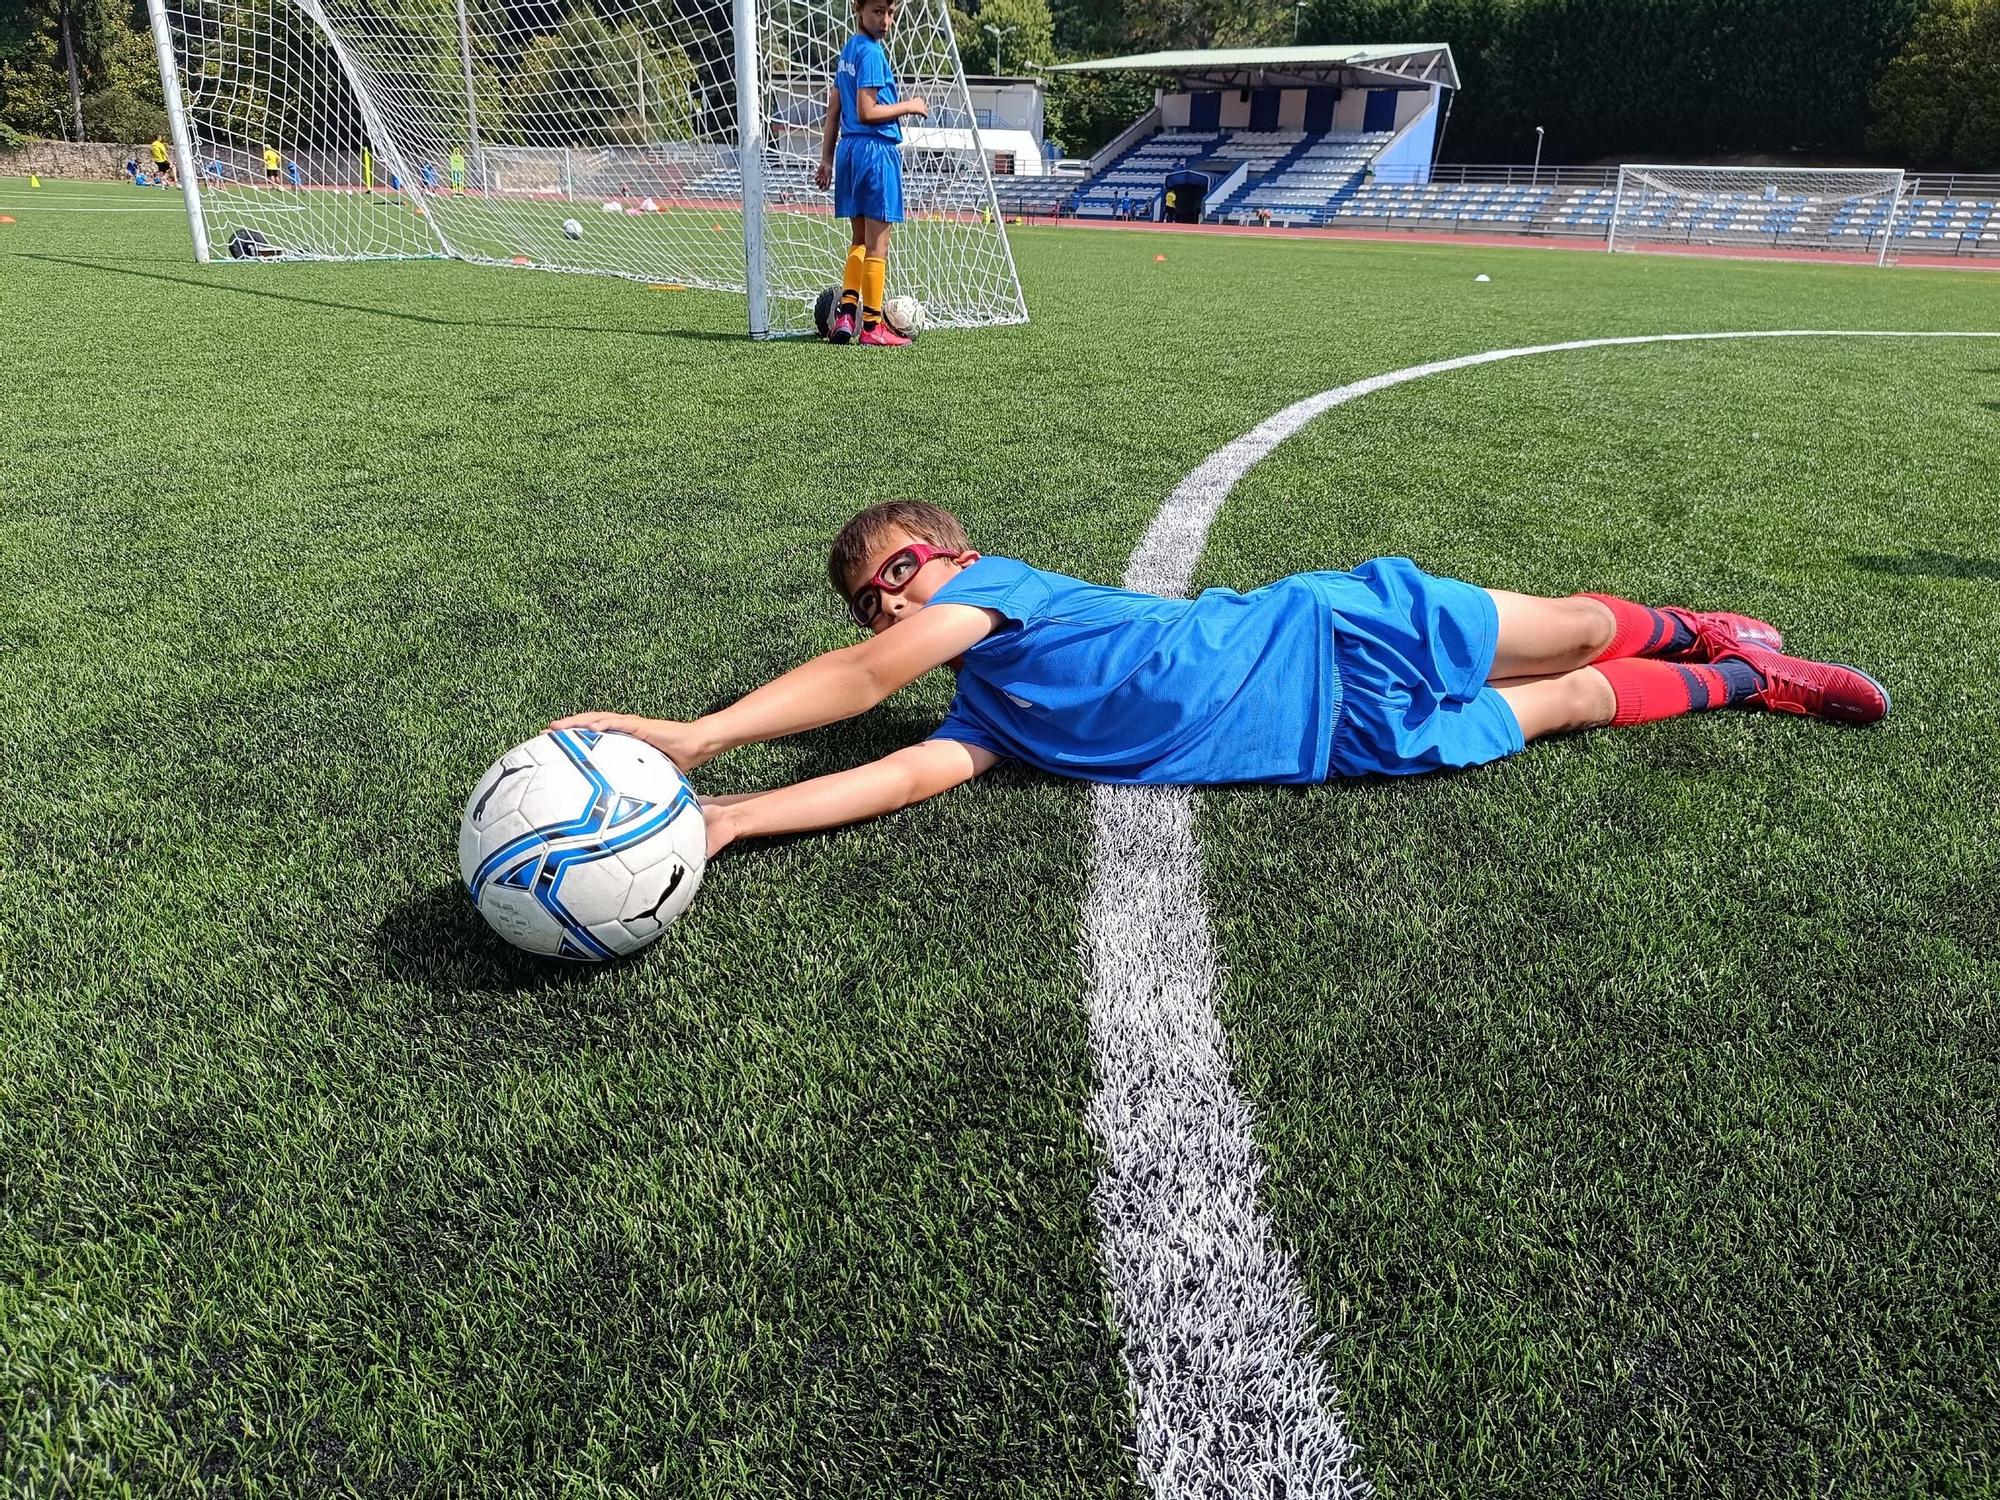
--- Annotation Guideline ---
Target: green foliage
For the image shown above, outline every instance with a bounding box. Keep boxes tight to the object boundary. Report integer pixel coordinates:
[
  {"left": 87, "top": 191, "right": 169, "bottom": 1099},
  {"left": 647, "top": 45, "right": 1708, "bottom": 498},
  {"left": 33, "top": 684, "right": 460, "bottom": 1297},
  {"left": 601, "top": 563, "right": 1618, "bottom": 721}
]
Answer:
[
  {"left": 0, "top": 118, "right": 26, "bottom": 149},
  {"left": 1305, "top": 0, "right": 1928, "bottom": 160},
  {"left": 950, "top": 0, "right": 1056, "bottom": 73},
  {"left": 79, "top": 3, "right": 162, "bottom": 142},
  {"left": 0, "top": 4, "right": 69, "bottom": 140},
  {"left": 1870, "top": 0, "right": 2000, "bottom": 167},
  {"left": 1040, "top": 67, "right": 1155, "bottom": 155},
  {"left": 501, "top": 11, "right": 696, "bottom": 146}
]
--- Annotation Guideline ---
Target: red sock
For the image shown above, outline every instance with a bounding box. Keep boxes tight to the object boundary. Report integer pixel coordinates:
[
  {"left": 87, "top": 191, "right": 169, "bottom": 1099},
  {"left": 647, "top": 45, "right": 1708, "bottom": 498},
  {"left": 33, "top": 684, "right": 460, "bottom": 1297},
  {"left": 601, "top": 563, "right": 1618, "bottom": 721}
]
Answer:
[
  {"left": 1581, "top": 593, "right": 1698, "bottom": 663},
  {"left": 1597, "top": 658, "right": 1763, "bottom": 726}
]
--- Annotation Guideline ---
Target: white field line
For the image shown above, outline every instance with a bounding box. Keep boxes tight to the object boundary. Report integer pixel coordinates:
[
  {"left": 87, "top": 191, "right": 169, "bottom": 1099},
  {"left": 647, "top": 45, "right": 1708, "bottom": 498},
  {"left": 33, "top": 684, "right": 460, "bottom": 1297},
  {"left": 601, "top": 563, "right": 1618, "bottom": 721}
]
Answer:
[
  {"left": 0, "top": 198, "right": 187, "bottom": 213},
  {"left": 1083, "top": 328, "right": 2000, "bottom": 1500}
]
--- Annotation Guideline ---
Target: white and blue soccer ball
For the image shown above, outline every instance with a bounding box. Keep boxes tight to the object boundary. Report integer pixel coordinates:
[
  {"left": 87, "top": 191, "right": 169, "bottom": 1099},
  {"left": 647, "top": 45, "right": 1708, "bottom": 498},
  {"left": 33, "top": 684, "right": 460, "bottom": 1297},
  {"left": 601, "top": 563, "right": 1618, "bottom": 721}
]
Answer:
[{"left": 459, "top": 728, "right": 706, "bottom": 960}]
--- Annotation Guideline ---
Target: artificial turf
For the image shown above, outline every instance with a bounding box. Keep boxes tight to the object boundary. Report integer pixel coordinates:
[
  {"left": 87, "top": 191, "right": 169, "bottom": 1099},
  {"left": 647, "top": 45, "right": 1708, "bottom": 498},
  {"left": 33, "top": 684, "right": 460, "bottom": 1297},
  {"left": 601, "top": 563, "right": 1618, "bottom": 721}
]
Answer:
[{"left": 2, "top": 176, "right": 1996, "bottom": 1497}]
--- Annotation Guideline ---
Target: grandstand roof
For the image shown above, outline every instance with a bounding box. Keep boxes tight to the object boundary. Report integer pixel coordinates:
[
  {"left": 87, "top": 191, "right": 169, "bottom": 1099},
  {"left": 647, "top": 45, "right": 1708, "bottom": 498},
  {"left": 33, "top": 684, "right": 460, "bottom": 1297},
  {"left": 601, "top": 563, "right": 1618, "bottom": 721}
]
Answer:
[{"left": 1049, "top": 44, "right": 1459, "bottom": 92}]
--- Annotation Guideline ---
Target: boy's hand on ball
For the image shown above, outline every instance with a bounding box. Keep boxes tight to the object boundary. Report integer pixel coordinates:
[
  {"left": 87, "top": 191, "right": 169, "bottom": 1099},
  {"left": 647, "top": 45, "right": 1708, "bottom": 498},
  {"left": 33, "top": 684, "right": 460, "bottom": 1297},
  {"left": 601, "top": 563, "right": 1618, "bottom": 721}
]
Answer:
[{"left": 548, "top": 712, "right": 713, "bottom": 771}]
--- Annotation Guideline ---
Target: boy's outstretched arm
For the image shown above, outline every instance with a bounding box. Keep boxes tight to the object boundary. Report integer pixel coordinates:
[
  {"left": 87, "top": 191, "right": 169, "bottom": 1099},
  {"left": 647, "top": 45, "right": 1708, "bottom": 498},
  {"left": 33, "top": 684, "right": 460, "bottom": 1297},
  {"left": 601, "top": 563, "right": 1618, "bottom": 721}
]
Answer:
[
  {"left": 703, "top": 738, "right": 998, "bottom": 856},
  {"left": 813, "top": 84, "right": 839, "bottom": 190},
  {"left": 552, "top": 602, "right": 998, "bottom": 770}
]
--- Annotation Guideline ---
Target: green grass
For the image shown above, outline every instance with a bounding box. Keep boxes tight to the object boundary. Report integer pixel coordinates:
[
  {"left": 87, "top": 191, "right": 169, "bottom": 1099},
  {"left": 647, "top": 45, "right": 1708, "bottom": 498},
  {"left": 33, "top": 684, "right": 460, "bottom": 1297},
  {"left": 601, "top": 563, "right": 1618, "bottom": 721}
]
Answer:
[{"left": 3, "top": 175, "right": 1997, "bottom": 1497}]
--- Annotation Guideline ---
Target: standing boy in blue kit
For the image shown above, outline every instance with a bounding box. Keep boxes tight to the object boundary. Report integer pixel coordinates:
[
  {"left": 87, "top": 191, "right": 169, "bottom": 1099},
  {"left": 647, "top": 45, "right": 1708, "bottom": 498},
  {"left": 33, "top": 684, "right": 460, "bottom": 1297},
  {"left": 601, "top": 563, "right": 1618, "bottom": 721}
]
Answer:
[{"left": 814, "top": 0, "right": 929, "bottom": 346}]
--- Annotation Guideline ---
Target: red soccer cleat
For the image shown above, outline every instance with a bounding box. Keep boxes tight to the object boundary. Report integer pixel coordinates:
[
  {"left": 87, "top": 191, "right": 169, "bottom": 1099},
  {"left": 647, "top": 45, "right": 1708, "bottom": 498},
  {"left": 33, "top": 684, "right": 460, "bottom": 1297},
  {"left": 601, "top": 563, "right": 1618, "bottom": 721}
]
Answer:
[
  {"left": 858, "top": 321, "right": 911, "bottom": 347},
  {"left": 1720, "top": 643, "right": 1891, "bottom": 726},
  {"left": 1674, "top": 607, "right": 1784, "bottom": 659},
  {"left": 829, "top": 307, "right": 856, "bottom": 344}
]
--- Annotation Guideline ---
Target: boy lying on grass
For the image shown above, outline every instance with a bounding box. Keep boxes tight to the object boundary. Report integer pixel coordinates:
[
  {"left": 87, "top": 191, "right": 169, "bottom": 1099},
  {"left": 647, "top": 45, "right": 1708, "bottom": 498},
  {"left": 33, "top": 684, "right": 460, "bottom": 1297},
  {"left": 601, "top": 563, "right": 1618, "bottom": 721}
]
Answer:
[{"left": 555, "top": 501, "right": 1888, "bottom": 858}]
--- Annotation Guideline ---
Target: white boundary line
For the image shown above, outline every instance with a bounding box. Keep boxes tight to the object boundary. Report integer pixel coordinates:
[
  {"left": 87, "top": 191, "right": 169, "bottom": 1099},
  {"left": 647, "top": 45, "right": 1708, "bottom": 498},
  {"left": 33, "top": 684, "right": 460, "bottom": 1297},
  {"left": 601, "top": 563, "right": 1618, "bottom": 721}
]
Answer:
[{"left": 1083, "top": 329, "right": 2000, "bottom": 1500}]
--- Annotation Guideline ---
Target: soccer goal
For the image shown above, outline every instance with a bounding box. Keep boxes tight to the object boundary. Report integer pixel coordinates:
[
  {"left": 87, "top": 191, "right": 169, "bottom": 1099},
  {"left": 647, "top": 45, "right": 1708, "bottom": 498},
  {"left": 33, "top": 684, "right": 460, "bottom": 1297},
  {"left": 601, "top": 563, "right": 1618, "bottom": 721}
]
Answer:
[
  {"left": 1608, "top": 165, "right": 1909, "bottom": 265},
  {"left": 141, "top": 0, "right": 1027, "bottom": 336}
]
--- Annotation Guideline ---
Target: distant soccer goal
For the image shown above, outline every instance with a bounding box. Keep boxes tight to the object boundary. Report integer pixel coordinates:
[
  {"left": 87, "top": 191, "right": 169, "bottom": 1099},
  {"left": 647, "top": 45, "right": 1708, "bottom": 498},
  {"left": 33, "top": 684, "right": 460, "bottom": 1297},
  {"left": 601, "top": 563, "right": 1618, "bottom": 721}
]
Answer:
[
  {"left": 141, "top": 0, "right": 1027, "bottom": 336},
  {"left": 1608, "top": 165, "right": 1909, "bottom": 265}
]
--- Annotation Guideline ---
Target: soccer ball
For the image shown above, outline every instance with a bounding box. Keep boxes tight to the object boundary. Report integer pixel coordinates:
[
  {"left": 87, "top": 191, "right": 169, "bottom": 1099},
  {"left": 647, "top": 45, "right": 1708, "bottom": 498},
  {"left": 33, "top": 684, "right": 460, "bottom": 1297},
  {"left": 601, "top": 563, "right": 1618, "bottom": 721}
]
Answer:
[
  {"left": 882, "top": 295, "right": 926, "bottom": 338},
  {"left": 459, "top": 728, "right": 707, "bottom": 961},
  {"left": 813, "top": 284, "right": 841, "bottom": 338},
  {"left": 562, "top": 217, "right": 583, "bottom": 240}
]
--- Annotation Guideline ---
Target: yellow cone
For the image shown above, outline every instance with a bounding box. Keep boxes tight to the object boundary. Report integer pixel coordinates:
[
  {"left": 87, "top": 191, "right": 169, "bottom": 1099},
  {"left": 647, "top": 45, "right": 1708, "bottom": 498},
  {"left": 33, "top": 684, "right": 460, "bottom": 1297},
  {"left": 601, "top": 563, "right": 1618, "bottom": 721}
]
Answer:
[{"left": 29, "top": 174, "right": 40, "bottom": 188}]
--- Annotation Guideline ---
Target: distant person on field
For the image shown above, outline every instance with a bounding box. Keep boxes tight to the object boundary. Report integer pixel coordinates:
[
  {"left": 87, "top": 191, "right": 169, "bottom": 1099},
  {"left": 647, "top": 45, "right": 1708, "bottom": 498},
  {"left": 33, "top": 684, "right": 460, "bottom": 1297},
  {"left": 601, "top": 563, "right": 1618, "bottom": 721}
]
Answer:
[
  {"left": 813, "top": 0, "right": 929, "bottom": 347},
  {"left": 554, "top": 501, "right": 1891, "bottom": 859},
  {"left": 205, "top": 158, "right": 225, "bottom": 185},
  {"left": 150, "top": 135, "right": 170, "bottom": 183},
  {"left": 264, "top": 144, "right": 281, "bottom": 185},
  {"left": 448, "top": 147, "right": 467, "bottom": 193},
  {"left": 285, "top": 158, "right": 302, "bottom": 189},
  {"left": 124, "top": 156, "right": 141, "bottom": 185}
]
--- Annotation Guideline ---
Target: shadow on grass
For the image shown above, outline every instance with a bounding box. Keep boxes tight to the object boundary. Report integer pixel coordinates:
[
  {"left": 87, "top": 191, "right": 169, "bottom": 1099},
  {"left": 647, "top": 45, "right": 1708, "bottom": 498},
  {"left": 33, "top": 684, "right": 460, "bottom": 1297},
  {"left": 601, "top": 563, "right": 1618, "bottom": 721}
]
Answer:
[
  {"left": 372, "top": 881, "right": 590, "bottom": 996},
  {"left": 1850, "top": 550, "right": 2000, "bottom": 580},
  {"left": 23, "top": 253, "right": 747, "bottom": 342}
]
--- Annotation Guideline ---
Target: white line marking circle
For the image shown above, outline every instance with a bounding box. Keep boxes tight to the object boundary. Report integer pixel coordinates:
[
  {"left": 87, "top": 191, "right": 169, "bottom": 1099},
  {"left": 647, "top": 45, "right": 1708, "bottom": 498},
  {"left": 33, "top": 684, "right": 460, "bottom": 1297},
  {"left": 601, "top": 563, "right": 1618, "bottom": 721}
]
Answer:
[{"left": 1085, "top": 329, "right": 2000, "bottom": 1500}]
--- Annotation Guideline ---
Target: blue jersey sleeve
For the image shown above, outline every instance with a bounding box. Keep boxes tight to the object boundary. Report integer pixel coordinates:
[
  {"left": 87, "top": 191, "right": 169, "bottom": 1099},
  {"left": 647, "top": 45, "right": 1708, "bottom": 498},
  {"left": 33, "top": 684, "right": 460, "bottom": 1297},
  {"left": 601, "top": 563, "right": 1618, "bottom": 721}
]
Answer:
[
  {"left": 857, "top": 39, "right": 893, "bottom": 92},
  {"left": 929, "top": 556, "right": 1053, "bottom": 636},
  {"left": 929, "top": 691, "right": 1011, "bottom": 758}
]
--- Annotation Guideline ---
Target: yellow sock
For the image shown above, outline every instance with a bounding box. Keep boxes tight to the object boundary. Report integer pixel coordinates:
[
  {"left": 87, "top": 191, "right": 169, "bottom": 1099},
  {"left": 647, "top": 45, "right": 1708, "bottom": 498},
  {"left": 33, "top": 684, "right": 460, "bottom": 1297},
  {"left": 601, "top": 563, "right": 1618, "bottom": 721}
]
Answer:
[
  {"left": 862, "top": 256, "right": 886, "bottom": 327},
  {"left": 841, "top": 245, "right": 866, "bottom": 307}
]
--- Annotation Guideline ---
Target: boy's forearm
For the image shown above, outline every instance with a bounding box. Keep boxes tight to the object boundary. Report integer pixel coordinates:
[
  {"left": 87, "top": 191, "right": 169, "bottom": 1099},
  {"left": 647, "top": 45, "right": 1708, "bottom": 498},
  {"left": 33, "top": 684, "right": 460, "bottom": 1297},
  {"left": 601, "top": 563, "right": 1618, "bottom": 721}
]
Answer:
[
  {"left": 713, "top": 758, "right": 915, "bottom": 843},
  {"left": 695, "top": 647, "right": 883, "bottom": 759},
  {"left": 819, "top": 102, "right": 839, "bottom": 161}
]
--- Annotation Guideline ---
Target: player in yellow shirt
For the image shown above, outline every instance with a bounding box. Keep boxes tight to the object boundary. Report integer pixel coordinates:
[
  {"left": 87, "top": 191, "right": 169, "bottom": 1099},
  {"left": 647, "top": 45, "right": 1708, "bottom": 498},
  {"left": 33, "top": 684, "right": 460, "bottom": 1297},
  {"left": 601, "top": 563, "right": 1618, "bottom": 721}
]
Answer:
[
  {"left": 264, "top": 145, "right": 282, "bottom": 185},
  {"left": 150, "top": 136, "right": 172, "bottom": 186}
]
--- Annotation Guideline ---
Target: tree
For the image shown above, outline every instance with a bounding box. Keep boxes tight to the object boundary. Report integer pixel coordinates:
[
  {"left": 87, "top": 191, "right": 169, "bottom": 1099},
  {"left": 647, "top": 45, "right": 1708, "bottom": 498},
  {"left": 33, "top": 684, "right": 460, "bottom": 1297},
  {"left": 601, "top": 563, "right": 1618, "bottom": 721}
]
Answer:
[
  {"left": 949, "top": 0, "right": 1055, "bottom": 74},
  {"left": 1, "top": 0, "right": 163, "bottom": 143},
  {"left": 1871, "top": 0, "right": 2000, "bottom": 166}
]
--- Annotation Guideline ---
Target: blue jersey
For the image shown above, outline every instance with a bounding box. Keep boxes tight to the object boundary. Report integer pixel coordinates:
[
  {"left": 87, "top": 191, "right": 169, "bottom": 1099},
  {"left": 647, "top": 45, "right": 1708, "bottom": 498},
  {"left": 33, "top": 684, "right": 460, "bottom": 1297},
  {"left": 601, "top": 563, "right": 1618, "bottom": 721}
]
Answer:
[
  {"left": 926, "top": 557, "right": 1342, "bottom": 785},
  {"left": 836, "top": 33, "right": 900, "bottom": 142}
]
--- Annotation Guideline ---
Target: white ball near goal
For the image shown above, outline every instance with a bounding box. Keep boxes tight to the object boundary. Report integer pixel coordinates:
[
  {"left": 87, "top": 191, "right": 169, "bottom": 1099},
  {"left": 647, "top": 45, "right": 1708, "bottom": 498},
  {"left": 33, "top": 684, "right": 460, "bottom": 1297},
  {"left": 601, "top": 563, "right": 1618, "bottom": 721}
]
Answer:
[
  {"left": 562, "top": 217, "right": 583, "bottom": 240},
  {"left": 459, "top": 728, "right": 706, "bottom": 961},
  {"left": 882, "top": 295, "right": 926, "bottom": 338}
]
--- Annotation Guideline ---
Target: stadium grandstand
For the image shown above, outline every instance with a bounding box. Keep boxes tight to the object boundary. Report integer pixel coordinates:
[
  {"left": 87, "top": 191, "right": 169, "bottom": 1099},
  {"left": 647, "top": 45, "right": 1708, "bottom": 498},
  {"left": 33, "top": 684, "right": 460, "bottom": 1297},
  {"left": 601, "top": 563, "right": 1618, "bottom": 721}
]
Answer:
[
  {"left": 1045, "top": 45, "right": 1455, "bottom": 226},
  {"left": 1013, "top": 46, "right": 1997, "bottom": 263}
]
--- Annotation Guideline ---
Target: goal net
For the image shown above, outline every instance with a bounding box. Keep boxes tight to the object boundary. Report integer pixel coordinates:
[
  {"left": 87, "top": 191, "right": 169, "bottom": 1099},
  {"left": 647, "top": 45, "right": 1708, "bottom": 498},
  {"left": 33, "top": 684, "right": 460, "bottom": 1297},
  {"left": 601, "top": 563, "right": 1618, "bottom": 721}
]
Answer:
[
  {"left": 143, "top": 0, "right": 1027, "bottom": 335},
  {"left": 1609, "top": 165, "right": 1909, "bottom": 265}
]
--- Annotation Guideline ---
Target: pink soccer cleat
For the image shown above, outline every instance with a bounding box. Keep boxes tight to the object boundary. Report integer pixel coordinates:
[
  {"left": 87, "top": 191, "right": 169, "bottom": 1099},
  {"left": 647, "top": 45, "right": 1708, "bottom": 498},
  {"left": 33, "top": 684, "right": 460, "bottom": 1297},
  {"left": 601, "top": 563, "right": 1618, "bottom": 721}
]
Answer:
[
  {"left": 1719, "top": 643, "right": 1891, "bottom": 726},
  {"left": 1674, "top": 607, "right": 1784, "bottom": 659},
  {"left": 858, "top": 321, "right": 911, "bottom": 347},
  {"left": 828, "top": 307, "right": 857, "bottom": 344}
]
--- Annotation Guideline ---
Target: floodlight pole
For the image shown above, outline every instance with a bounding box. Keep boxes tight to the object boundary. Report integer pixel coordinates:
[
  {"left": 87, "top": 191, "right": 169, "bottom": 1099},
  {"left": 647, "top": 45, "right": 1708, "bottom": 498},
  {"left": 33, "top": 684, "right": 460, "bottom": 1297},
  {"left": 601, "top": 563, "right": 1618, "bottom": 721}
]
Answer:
[
  {"left": 984, "top": 22, "right": 1017, "bottom": 74},
  {"left": 1532, "top": 125, "right": 1544, "bottom": 185},
  {"left": 1294, "top": 1, "right": 1307, "bottom": 42},
  {"left": 143, "top": 0, "right": 211, "bottom": 263},
  {"left": 454, "top": 0, "right": 482, "bottom": 186}
]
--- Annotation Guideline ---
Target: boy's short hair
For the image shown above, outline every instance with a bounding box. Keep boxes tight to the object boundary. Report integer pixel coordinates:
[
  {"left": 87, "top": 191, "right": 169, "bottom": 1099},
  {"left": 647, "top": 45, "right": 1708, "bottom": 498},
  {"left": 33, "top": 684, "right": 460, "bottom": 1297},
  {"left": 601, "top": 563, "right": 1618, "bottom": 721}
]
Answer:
[{"left": 827, "top": 501, "right": 969, "bottom": 596}]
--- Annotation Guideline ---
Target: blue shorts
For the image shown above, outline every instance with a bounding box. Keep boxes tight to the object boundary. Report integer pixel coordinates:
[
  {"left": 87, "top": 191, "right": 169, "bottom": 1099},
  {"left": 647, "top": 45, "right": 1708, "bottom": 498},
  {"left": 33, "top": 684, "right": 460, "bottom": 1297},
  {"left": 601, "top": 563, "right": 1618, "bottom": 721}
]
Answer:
[
  {"left": 1307, "top": 557, "right": 1525, "bottom": 778},
  {"left": 835, "top": 135, "right": 904, "bottom": 223}
]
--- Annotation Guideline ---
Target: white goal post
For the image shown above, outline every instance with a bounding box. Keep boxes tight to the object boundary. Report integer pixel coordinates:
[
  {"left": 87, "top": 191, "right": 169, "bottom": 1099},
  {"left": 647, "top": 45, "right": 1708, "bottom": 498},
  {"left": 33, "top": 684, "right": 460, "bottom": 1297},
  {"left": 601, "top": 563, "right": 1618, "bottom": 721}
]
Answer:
[
  {"left": 1609, "top": 164, "right": 1909, "bottom": 266},
  {"left": 144, "top": 0, "right": 1028, "bottom": 336}
]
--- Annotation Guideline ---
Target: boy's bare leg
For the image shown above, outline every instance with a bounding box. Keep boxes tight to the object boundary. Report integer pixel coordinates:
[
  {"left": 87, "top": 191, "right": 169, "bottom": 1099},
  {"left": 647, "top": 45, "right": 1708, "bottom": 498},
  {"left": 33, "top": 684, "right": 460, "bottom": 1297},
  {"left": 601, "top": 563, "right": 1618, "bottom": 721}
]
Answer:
[
  {"left": 1493, "top": 669, "right": 1614, "bottom": 742},
  {"left": 1485, "top": 590, "right": 1616, "bottom": 680}
]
